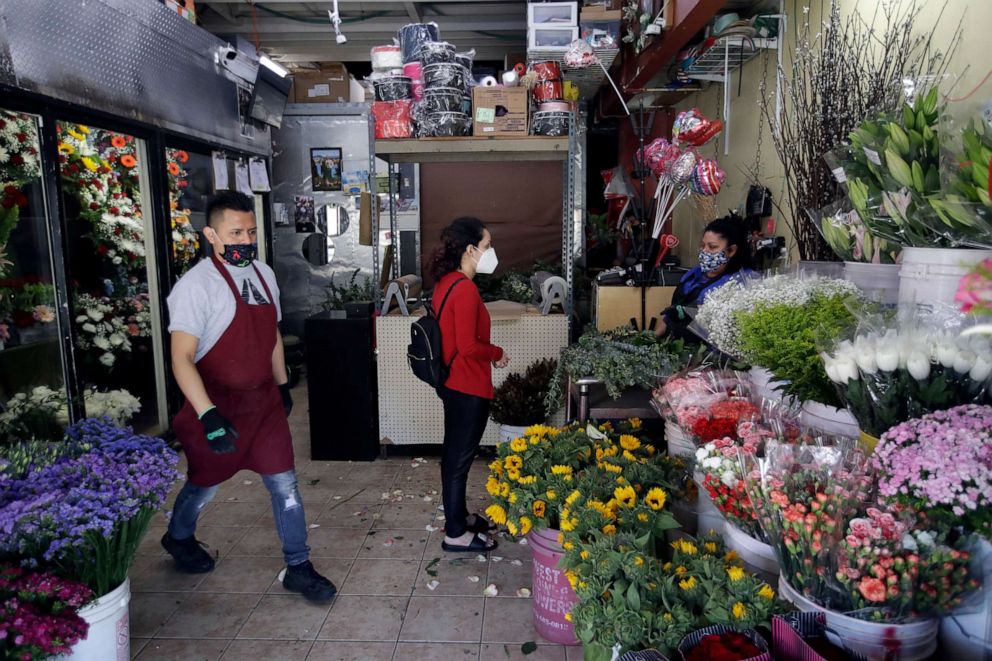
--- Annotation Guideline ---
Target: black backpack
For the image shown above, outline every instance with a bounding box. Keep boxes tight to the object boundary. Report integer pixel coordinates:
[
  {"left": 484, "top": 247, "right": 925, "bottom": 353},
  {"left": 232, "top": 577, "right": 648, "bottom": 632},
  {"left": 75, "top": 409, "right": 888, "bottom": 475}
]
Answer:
[{"left": 408, "top": 278, "right": 463, "bottom": 388}]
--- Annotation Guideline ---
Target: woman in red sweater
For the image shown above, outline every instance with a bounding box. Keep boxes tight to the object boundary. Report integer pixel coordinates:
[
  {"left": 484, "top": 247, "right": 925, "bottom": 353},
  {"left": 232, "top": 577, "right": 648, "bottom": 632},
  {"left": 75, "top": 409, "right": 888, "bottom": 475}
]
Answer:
[{"left": 431, "top": 217, "right": 508, "bottom": 553}]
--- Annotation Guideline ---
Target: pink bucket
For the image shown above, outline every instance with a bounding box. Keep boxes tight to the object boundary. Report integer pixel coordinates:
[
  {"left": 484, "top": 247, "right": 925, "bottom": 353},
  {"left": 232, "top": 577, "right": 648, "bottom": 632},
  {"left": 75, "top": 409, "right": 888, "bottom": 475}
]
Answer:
[{"left": 528, "top": 528, "right": 580, "bottom": 645}]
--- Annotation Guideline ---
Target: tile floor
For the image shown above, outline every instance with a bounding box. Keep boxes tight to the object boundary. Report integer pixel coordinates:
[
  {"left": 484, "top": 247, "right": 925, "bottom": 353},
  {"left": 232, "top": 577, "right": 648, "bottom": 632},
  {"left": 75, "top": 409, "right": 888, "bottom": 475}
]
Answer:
[{"left": 129, "top": 382, "right": 578, "bottom": 660}]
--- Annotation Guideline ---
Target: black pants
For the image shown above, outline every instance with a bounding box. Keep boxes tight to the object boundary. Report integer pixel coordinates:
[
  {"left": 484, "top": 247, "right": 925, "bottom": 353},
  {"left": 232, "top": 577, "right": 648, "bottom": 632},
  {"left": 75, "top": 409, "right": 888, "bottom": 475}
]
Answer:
[{"left": 439, "top": 385, "right": 490, "bottom": 537}]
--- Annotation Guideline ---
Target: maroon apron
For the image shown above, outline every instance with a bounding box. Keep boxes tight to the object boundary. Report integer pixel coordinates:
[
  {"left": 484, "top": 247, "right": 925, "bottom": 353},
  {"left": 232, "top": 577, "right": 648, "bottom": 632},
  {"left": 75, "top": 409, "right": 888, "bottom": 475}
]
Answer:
[{"left": 173, "top": 257, "right": 294, "bottom": 487}]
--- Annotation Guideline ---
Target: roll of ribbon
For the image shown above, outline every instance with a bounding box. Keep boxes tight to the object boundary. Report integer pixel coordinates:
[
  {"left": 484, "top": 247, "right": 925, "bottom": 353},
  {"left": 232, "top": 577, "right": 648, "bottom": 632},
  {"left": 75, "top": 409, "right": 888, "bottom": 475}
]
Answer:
[
  {"left": 479, "top": 76, "right": 499, "bottom": 87},
  {"left": 501, "top": 70, "right": 519, "bottom": 87},
  {"left": 513, "top": 63, "right": 526, "bottom": 76}
]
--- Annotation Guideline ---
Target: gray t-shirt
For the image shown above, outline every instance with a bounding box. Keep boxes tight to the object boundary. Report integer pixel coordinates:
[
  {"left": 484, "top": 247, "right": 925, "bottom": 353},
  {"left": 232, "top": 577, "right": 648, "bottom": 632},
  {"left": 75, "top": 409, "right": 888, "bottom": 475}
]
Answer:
[{"left": 167, "top": 259, "right": 282, "bottom": 363}]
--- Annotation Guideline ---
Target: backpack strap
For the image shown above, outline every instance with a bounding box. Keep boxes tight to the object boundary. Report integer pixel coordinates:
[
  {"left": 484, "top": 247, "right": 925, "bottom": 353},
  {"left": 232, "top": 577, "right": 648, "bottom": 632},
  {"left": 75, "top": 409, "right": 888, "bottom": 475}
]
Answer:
[{"left": 434, "top": 276, "right": 465, "bottom": 369}]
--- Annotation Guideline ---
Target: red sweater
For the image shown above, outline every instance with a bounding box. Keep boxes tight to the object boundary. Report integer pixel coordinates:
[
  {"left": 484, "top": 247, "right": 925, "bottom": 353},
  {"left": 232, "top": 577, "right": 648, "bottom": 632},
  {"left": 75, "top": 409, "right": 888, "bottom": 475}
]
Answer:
[{"left": 433, "top": 272, "right": 504, "bottom": 399}]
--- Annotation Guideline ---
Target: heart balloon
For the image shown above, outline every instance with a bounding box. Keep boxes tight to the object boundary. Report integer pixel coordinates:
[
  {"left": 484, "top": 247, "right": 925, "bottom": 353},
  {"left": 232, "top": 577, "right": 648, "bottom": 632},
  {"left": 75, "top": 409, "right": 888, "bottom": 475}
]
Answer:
[
  {"left": 672, "top": 108, "right": 724, "bottom": 147},
  {"left": 668, "top": 150, "right": 697, "bottom": 184},
  {"left": 690, "top": 159, "right": 726, "bottom": 196}
]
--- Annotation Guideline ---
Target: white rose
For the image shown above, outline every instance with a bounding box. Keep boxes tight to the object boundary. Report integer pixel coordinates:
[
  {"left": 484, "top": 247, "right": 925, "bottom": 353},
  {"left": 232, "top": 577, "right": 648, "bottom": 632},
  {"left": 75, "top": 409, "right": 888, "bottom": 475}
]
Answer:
[
  {"left": 822, "top": 354, "right": 842, "bottom": 384},
  {"left": 94, "top": 336, "right": 110, "bottom": 350},
  {"left": 835, "top": 355, "right": 859, "bottom": 383},
  {"left": 906, "top": 351, "right": 930, "bottom": 381},
  {"left": 703, "top": 457, "right": 722, "bottom": 470},
  {"left": 970, "top": 355, "right": 992, "bottom": 382},
  {"left": 954, "top": 350, "right": 977, "bottom": 374},
  {"left": 86, "top": 308, "right": 102, "bottom": 321},
  {"left": 99, "top": 352, "right": 116, "bottom": 367},
  {"left": 695, "top": 448, "right": 709, "bottom": 462},
  {"left": 935, "top": 340, "right": 958, "bottom": 368},
  {"left": 854, "top": 345, "right": 878, "bottom": 375},
  {"left": 75, "top": 315, "right": 88, "bottom": 324},
  {"left": 112, "top": 256, "right": 123, "bottom": 265}
]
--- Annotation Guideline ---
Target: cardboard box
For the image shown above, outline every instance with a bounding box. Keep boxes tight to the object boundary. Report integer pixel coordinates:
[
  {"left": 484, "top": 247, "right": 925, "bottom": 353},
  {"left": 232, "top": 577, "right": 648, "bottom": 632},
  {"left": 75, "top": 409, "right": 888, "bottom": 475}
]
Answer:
[
  {"left": 291, "top": 63, "right": 351, "bottom": 103},
  {"left": 582, "top": 0, "right": 622, "bottom": 10},
  {"left": 472, "top": 87, "right": 529, "bottom": 136},
  {"left": 580, "top": 7, "right": 622, "bottom": 20}
]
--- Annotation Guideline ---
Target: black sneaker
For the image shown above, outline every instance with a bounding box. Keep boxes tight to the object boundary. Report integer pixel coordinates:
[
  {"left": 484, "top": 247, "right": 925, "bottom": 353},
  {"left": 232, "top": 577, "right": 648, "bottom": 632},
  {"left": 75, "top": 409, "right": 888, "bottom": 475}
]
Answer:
[
  {"left": 282, "top": 560, "right": 337, "bottom": 603},
  {"left": 161, "top": 533, "right": 216, "bottom": 573}
]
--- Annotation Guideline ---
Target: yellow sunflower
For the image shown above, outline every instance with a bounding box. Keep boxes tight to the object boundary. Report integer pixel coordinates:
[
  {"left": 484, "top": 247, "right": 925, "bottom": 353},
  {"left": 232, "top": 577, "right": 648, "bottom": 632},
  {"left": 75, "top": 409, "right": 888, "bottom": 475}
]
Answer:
[
  {"left": 645, "top": 487, "right": 667, "bottom": 511},
  {"left": 619, "top": 435, "right": 641, "bottom": 451},
  {"left": 613, "top": 485, "right": 636, "bottom": 508}
]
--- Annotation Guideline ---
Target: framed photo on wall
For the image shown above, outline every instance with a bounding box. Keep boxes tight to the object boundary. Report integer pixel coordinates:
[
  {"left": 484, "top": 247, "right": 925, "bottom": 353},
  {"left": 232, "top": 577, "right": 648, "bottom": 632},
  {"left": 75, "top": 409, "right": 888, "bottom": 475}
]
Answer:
[{"left": 310, "top": 147, "right": 342, "bottom": 192}]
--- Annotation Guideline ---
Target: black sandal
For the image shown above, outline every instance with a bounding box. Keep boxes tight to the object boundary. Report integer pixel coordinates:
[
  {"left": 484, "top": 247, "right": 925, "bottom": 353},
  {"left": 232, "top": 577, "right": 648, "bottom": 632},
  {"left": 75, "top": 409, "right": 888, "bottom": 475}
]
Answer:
[
  {"left": 441, "top": 533, "right": 498, "bottom": 553},
  {"left": 465, "top": 513, "right": 497, "bottom": 534}
]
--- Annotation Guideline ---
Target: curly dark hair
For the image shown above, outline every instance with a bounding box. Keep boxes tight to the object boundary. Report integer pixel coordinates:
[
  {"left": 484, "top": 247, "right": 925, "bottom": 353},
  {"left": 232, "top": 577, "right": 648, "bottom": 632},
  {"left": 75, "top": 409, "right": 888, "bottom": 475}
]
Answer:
[
  {"left": 703, "top": 215, "right": 753, "bottom": 274},
  {"left": 430, "top": 217, "right": 486, "bottom": 280}
]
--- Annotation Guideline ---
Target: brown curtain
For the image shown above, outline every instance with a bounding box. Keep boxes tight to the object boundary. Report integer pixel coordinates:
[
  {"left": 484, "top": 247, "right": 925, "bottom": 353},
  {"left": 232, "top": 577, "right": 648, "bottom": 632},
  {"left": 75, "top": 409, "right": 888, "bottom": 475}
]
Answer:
[{"left": 419, "top": 161, "right": 564, "bottom": 286}]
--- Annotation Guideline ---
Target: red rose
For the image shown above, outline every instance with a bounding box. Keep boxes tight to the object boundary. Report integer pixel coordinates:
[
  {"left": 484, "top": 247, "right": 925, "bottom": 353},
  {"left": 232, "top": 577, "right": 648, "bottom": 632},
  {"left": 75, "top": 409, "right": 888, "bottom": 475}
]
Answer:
[
  {"left": 0, "top": 198, "right": 14, "bottom": 210},
  {"left": 89, "top": 203, "right": 99, "bottom": 210},
  {"left": 97, "top": 245, "right": 109, "bottom": 255},
  {"left": 10, "top": 154, "right": 23, "bottom": 166}
]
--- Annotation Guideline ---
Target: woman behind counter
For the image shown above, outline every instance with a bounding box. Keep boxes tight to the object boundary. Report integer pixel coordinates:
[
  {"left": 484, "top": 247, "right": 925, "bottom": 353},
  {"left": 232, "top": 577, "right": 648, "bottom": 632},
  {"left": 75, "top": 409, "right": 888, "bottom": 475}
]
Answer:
[{"left": 657, "top": 215, "right": 754, "bottom": 341}]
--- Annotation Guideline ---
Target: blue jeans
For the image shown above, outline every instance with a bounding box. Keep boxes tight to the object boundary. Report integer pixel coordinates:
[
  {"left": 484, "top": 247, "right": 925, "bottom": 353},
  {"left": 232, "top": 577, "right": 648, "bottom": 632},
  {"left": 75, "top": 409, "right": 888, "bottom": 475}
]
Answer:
[{"left": 168, "top": 469, "right": 311, "bottom": 566}]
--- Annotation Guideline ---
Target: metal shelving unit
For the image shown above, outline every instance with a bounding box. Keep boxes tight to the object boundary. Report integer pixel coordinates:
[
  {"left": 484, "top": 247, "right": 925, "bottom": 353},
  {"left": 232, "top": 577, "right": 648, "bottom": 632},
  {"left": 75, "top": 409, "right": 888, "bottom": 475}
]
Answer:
[{"left": 371, "top": 123, "right": 579, "bottom": 314}]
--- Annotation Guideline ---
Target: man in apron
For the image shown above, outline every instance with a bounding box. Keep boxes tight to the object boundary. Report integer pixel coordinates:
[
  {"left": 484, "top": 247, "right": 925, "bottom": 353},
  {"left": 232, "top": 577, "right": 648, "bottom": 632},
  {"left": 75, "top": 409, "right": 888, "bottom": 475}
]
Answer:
[{"left": 161, "top": 191, "right": 335, "bottom": 603}]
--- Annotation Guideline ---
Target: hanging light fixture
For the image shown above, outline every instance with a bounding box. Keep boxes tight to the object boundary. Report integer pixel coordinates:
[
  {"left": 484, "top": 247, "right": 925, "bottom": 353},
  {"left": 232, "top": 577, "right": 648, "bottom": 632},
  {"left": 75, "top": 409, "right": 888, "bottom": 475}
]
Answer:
[{"left": 328, "top": 0, "right": 347, "bottom": 45}]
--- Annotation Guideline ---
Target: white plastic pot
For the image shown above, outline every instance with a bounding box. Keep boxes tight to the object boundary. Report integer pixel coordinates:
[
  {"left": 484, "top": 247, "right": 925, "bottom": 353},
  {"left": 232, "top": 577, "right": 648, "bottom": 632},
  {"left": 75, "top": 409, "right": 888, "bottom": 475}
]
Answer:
[
  {"left": 665, "top": 420, "right": 695, "bottom": 458},
  {"left": 693, "top": 472, "right": 725, "bottom": 537},
  {"left": 778, "top": 573, "right": 938, "bottom": 661},
  {"left": 940, "top": 536, "right": 992, "bottom": 661},
  {"left": 723, "top": 522, "right": 779, "bottom": 587},
  {"left": 498, "top": 424, "right": 530, "bottom": 444},
  {"left": 60, "top": 578, "right": 130, "bottom": 661},
  {"left": 801, "top": 400, "right": 859, "bottom": 438},
  {"left": 898, "top": 247, "right": 991, "bottom": 308},
  {"left": 844, "top": 261, "right": 901, "bottom": 305}
]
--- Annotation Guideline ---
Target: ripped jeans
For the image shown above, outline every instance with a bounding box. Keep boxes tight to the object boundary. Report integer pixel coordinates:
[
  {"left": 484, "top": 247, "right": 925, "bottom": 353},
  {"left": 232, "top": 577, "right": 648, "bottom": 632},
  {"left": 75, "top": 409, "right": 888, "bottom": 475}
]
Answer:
[{"left": 167, "top": 469, "right": 310, "bottom": 566}]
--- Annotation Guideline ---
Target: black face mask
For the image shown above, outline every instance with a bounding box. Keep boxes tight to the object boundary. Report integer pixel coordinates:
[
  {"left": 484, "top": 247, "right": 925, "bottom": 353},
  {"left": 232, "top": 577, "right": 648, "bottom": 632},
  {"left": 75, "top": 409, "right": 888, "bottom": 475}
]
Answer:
[{"left": 220, "top": 243, "right": 257, "bottom": 267}]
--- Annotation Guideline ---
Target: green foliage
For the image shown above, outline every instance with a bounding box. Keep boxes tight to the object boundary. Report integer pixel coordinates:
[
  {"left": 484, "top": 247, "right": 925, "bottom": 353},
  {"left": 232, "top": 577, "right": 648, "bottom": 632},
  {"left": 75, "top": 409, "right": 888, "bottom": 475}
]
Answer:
[
  {"left": 736, "top": 294, "right": 856, "bottom": 407},
  {"left": 321, "top": 269, "right": 377, "bottom": 311},
  {"left": 545, "top": 327, "right": 687, "bottom": 414},
  {"left": 496, "top": 272, "right": 534, "bottom": 304},
  {"left": 490, "top": 358, "right": 558, "bottom": 426}
]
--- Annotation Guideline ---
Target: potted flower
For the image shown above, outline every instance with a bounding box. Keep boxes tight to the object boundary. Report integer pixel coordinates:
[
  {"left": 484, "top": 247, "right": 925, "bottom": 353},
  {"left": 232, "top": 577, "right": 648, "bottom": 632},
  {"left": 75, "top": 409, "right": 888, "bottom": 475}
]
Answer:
[
  {"left": 490, "top": 358, "right": 557, "bottom": 444},
  {"left": 871, "top": 405, "right": 992, "bottom": 659},
  {"left": 0, "top": 417, "right": 179, "bottom": 659},
  {"left": 0, "top": 564, "right": 94, "bottom": 659}
]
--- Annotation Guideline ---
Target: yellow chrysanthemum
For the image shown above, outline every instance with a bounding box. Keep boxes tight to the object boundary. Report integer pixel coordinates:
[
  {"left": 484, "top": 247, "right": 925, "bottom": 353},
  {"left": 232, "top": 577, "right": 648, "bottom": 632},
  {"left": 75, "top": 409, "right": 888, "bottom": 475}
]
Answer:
[
  {"left": 546, "top": 489, "right": 557, "bottom": 501},
  {"left": 489, "top": 459, "right": 502, "bottom": 473},
  {"left": 551, "top": 465, "right": 573, "bottom": 476},
  {"left": 580, "top": 550, "right": 590, "bottom": 560},
  {"left": 532, "top": 500, "right": 546, "bottom": 518},
  {"left": 563, "top": 541, "right": 573, "bottom": 551},
  {"left": 662, "top": 612, "right": 673, "bottom": 622},
  {"left": 732, "top": 602, "right": 747, "bottom": 619},
  {"left": 485, "top": 504, "right": 507, "bottom": 525},
  {"left": 622, "top": 450, "right": 638, "bottom": 462},
  {"left": 602, "top": 524, "right": 617, "bottom": 535},
  {"left": 519, "top": 516, "right": 532, "bottom": 535},
  {"left": 675, "top": 565, "right": 687, "bottom": 575},
  {"left": 758, "top": 584, "right": 776, "bottom": 600},
  {"left": 601, "top": 463, "right": 623, "bottom": 474},
  {"left": 595, "top": 447, "right": 605, "bottom": 461},
  {"left": 628, "top": 417, "right": 642, "bottom": 429},
  {"left": 672, "top": 539, "right": 698, "bottom": 555},
  {"left": 704, "top": 542, "right": 719, "bottom": 555},
  {"left": 565, "top": 571, "right": 578, "bottom": 589},
  {"left": 619, "top": 435, "right": 641, "bottom": 451},
  {"left": 603, "top": 446, "right": 619, "bottom": 458},
  {"left": 724, "top": 550, "right": 740, "bottom": 563},
  {"left": 507, "top": 519, "right": 518, "bottom": 535},
  {"left": 565, "top": 490, "right": 581, "bottom": 505},
  {"left": 613, "top": 485, "right": 636, "bottom": 508},
  {"left": 644, "top": 487, "right": 667, "bottom": 511},
  {"left": 662, "top": 562, "right": 673, "bottom": 572},
  {"left": 678, "top": 576, "right": 697, "bottom": 591},
  {"left": 637, "top": 512, "right": 649, "bottom": 523},
  {"left": 504, "top": 455, "right": 523, "bottom": 470},
  {"left": 510, "top": 437, "right": 528, "bottom": 453},
  {"left": 727, "top": 567, "right": 746, "bottom": 582}
]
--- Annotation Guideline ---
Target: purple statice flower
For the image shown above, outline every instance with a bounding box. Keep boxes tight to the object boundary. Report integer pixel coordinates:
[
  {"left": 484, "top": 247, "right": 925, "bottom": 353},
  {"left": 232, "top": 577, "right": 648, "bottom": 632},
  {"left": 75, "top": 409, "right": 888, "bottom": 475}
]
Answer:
[{"left": 872, "top": 404, "right": 992, "bottom": 535}]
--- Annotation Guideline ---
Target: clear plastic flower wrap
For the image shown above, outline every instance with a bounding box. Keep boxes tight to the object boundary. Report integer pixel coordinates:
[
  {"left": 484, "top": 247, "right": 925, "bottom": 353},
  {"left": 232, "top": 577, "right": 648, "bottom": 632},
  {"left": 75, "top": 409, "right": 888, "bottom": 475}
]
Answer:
[
  {"left": 808, "top": 198, "right": 901, "bottom": 264},
  {"left": 819, "top": 304, "right": 992, "bottom": 439},
  {"left": 651, "top": 367, "right": 750, "bottom": 428},
  {"left": 739, "top": 439, "right": 871, "bottom": 607}
]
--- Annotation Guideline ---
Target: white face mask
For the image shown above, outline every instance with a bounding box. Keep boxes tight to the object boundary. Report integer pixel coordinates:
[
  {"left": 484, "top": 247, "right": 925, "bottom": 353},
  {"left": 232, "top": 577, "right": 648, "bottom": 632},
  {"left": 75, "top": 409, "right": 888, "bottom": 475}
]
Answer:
[{"left": 473, "top": 246, "right": 499, "bottom": 274}]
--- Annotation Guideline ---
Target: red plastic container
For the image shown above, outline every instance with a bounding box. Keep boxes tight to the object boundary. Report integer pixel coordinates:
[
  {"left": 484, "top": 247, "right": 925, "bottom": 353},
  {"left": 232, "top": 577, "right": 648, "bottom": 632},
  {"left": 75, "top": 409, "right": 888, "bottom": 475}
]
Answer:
[{"left": 532, "top": 80, "right": 564, "bottom": 103}]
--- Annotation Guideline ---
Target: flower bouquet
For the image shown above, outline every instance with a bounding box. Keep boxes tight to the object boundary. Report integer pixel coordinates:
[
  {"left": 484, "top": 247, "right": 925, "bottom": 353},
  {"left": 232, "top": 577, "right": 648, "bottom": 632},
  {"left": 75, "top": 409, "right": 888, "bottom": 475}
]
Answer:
[
  {"left": 0, "top": 110, "right": 41, "bottom": 237},
  {"left": 811, "top": 199, "right": 900, "bottom": 264},
  {"left": 821, "top": 315, "right": 992, "bottom": 439},
  {"left": 0, "top": 418, "right": 179, "bottom": 596},
  {"left": 696, "top": 437, "right": 764, "bottom": 540},
  {"left": 74, "top": 293, "right": 152, "bottom": 369},
  {"left": 0, "top": 386, "right": 140, "bottom": 444},
  {"left": 872, "top": 405, "right": 992, "bottom": 537},
  {"left": 0, "top": 564, "right": 93, "bottom": 659},
  {"left": 651, "top": 368, "right": 749, "bottom": 428},
  {"left": 957, "top": 258, "right": 992, "bottom": 336}
]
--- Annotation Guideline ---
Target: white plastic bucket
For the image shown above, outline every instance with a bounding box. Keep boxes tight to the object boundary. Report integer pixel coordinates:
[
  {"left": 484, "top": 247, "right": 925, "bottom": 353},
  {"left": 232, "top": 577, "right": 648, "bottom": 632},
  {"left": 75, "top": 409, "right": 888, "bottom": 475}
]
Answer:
[
  {"left": 898, "top": 247, "right": 991, "bottom": 308},
  {"left": 801, "top": 400, "right": 859, "bottom": 438},
  {"left": 498, "top": 424, "right": 529, "bottom": 444},
  {"left": 748, "top": 367, "right": 788, "bottom": 404},
  {"left": 693, "top": 472, "right": 725, "bottom": 537},
  {"left": 665, "top": 420, "right": 695, "bottom": 458},
  {"left": 723, "top": 522, "right": 779, "bottom": 587},
  {"left": 940, "top": 536, "right": 992, "bottom": 661},
  {"left": 844, "top": 262, "right": 901, "bottom": 305},
  {"left": 61, "top": 578, "right": 130, "bottom": 661},
  {"left": 778, "top": 573, "right": 938, "bottom": 661}
]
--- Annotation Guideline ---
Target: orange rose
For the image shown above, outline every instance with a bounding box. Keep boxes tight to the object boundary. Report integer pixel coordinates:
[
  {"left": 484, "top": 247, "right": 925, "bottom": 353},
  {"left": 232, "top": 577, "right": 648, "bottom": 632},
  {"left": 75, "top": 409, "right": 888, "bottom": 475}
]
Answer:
[{"left": 177, "top": 151, "right": 189, "bottom": 163}]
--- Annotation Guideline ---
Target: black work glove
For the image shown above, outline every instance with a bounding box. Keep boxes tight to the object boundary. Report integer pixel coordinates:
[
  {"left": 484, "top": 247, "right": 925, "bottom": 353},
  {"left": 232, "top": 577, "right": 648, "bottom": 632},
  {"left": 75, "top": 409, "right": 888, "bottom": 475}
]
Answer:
[
  {"left": 279, "top": 383, "right": 293, "bottom": 417},
  {"left": 198, "top": 407, "right": 239, "bottom": 454}
]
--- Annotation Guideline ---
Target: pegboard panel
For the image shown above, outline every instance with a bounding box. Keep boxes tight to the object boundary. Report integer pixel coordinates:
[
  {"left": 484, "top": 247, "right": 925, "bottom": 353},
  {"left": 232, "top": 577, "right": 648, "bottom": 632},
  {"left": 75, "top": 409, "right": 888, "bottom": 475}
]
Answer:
[{"left": 377, "top": 309, "right": 568, "bottom": 445}]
